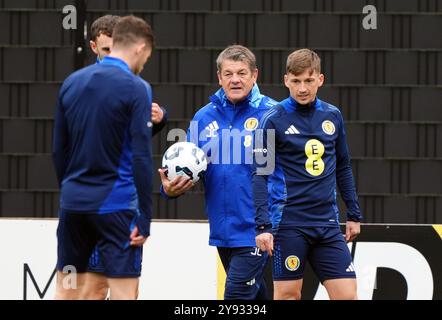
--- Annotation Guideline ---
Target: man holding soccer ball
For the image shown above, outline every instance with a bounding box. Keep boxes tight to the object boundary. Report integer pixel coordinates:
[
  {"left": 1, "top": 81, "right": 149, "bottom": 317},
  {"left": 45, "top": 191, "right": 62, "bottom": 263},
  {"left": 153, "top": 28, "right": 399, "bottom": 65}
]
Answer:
[{"left": 159, "top": 45, "right": 284, "bottom": 299}]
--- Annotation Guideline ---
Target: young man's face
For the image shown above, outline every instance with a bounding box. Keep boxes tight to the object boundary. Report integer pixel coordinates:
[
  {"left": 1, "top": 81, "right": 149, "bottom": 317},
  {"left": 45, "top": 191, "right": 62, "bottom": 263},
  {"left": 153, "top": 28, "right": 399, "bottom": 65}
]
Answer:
[
  {"left": 90, "top": 33, "right": 113, "bottom": 61},
  {"left": 284, "top": 69, "right": 324, "bottom": 105},
  {"left": 217, "top": 59, "right": 258, "bottom": 104}
]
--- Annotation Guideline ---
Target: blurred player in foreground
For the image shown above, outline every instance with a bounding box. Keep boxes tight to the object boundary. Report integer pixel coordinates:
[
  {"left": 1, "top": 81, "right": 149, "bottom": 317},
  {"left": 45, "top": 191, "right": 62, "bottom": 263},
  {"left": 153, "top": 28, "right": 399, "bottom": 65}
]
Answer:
[
  {"left": 80, "top": 15, "right": 168, "bottom": 300},
  {"left": 53, "top": 16, "right": 155, "bottom": 300}
]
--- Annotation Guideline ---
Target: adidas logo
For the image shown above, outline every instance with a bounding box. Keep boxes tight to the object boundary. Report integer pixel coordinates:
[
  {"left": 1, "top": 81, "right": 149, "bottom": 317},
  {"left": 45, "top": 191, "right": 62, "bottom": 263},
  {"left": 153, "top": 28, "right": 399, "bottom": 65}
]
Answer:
[
  {"left": 346, "top": 262, "right": 355, "bottom": 272},
  {"left": 285, "top": 125, "right": 300, "bottom": 135},
  {"left": 205, "top": 121, "right": 219, "bottom": 137},
  {"left": 246, "top": 278, "right": 256, "bottom": 286}
]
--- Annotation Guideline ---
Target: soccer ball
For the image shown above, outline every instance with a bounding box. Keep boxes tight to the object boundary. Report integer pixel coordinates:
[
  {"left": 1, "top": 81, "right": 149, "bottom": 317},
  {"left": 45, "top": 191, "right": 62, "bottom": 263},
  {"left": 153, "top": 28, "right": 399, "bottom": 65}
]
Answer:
[{"left": 162, "top": 142, "right": 207, "bottom": 183}]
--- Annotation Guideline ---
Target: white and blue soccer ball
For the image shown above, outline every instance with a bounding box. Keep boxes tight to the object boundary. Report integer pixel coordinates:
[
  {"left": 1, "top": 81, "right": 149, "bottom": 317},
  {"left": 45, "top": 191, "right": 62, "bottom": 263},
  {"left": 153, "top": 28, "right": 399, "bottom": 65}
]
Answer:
[{"left": 162, "top": 142, "right": 207, "bottom": 183}]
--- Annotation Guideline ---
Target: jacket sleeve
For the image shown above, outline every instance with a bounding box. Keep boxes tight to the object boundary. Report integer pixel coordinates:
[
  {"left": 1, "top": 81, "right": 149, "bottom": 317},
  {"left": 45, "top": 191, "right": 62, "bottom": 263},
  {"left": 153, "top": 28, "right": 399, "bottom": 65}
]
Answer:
[
  {"left": 152, "top": 106, "right": 168, "bottom": 136},
  {"left": 253, "top": 114, "right": 276, "bottom": 234},
  {"left": 130, "top": 81, "right": 153, "bottom": 236},
  {"left": 335, "top": 111, "right": 363, "bottom": 222},
  {"left": 52, "top": 88, "right": 68, "bottom": 187}
]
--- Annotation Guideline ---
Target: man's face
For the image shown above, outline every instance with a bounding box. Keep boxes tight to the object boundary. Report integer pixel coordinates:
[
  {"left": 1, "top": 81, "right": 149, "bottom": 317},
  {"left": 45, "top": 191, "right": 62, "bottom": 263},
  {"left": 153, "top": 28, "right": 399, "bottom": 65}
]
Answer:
[
  {"left": 284, "top": 69, "right": 324, "bottom": 105},
  {"left": 217, "top": 59, "right": 258, "bottom": 104},
  {"left": 90, "top": 33, "right": 113, "bottom": 60},
  {"left": 134, "top": 44, "right": 152, "bottom": 75}
]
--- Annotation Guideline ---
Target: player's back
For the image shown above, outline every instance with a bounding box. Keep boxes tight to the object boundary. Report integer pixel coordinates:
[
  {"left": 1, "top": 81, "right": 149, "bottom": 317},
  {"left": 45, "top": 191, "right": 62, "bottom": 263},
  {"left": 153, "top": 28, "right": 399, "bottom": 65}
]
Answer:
[{"left": 57, "top": 58, "right": 147, "bottom": 212}]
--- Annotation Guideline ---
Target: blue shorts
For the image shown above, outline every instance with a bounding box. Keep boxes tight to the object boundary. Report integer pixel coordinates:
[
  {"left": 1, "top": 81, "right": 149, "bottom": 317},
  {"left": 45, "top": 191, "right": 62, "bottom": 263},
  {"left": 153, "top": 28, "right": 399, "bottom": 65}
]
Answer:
[
  {"left": 272, "top": 227, "right": 356, "bottom": 283},
  {"left": 218, "top": 247, "right": 269, "bottom": 300},
  {"left": 56, "top": 210, "right": 143, "bottom": 278}
]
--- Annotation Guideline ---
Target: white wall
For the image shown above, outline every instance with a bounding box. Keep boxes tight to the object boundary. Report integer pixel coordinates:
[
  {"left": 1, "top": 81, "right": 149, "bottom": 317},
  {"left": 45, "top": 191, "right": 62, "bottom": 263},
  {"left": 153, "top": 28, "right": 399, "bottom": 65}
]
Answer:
[
  {"left": 0, "top": 219, "right": 218, "bottom": 300},
  {"left": 0, "top": 220, "right": 439, "bottom": 299}
]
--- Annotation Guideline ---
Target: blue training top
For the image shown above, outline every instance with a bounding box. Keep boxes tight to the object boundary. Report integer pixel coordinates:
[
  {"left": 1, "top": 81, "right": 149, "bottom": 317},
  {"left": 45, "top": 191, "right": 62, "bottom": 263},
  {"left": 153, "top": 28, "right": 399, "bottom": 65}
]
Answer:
[
  {"left": 253, "top": 96, "right": 362, "bottom": 233},
  {"left": 52, "top": 56, "right": 153, "bottom": 236},
  {"left": 185, "top": 84, "right": 285, "bottom": 247}
]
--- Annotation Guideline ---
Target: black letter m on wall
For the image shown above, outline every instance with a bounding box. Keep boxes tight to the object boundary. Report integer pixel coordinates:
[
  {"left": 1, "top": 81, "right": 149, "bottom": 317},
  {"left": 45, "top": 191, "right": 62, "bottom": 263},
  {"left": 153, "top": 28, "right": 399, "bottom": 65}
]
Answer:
[{"left": 23, "top": 264, "right": 56, "bottom": 300}]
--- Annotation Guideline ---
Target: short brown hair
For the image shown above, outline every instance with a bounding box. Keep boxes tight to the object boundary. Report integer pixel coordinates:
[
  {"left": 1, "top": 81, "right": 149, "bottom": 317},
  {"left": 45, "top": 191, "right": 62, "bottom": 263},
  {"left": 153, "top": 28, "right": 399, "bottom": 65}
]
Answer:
[
  {"left": 90, "top": 15, "right": 121, "bottom": 41},
  {"left": 112, "top": 15, "right": 155, "bottom": 49},
  {"left": 216, "top": 45, "right": 257, "bottom": 72},
  {"left": 286, "top": 48, "right": 321, "bottom": 75}
]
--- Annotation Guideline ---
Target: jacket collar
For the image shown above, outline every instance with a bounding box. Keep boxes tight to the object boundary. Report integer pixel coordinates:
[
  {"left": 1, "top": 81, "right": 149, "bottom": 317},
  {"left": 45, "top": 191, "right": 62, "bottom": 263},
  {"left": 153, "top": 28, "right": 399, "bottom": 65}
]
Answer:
[
  {"left": 287, "top": 95, "right": 320, "bottom": 111},
  {"left": 100, "top": 56, "right": 132, "bottom": 74},
  {"left": 209, "top": 84, "right": 263, "bottom": 108}
]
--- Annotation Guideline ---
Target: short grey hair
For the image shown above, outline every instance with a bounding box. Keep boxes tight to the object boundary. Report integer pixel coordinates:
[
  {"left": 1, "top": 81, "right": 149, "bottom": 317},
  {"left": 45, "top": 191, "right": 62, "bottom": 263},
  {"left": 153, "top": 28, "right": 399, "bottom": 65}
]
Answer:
[{"left": 216, "top": 45, "right": 257, "bottom": 72}]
